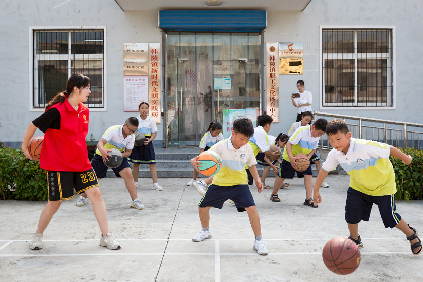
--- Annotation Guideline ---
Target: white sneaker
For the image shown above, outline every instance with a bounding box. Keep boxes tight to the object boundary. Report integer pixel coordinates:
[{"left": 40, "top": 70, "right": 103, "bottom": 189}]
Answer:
[
  {"left": 227, "top": 199, "right": 235, "bottom": 205},
  {"left": 193, "top": 180, "right": 208, "bottom": 196},
  {"left": 100, "top": 233, "right": 121, "bottom": 250},
  {"left": 253, "top": 240, "right": 268, "bottom": 255},
  {"left": 152, "top": 183, "right": 163, "bottom": 191},
  {"left": 186, "top": 179, "right": 196, "bottom": 186},
  {"left": 192, "top": 230, "right": 212, "bottom": 242},
  {"left": 30, "top": 233, "right": 43, "bottom": 250},
  {"left": 131, "top": 198, "right": 145, "bottom": 210},
  {"left": 321, "top": 181, "right": 330, "bottom": 188},
  {"left": 76, "top": 196, "right": 88, "bottom": 207}
]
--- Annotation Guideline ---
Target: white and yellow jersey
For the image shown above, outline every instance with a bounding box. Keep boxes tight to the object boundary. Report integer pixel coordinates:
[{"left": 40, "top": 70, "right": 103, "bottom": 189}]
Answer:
[
  {"left": 209, "top": 138, "right": 256, "bottom": 186},
  {"left": 95, "top": 124, "right": 135, "bottom": 155},
  {"left": 322, "top": 138, "right": 394, "bottom": 196},
  {"left": 282, "top": 125, "right": 320, "bottom": 162}
]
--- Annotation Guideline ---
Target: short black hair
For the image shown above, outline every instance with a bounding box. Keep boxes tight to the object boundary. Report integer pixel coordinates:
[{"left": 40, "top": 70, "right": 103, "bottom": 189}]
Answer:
[
  {"left": 233, "top": 118, "right": 254, "bottom": 137},
  {"left": 301, "top": 111, "right": 313, "bottom": 118},
  {"left": 297, "top": 80, "right": 305, "bottom": 86},
  {"left": 126, "top": 117, "right": 139, "bottom": 127},
  {"left": 257, "top": 115, "right": 273, "bottom": 127},
  {"left": 313, "top": 118, "right": 328, "bottom": 132},
  {"left": 326, "top": 119, "right": 350, "bottom": 136}
]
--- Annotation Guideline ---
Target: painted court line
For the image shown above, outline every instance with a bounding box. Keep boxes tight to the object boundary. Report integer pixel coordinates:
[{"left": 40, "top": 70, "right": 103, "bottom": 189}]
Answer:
[
  {"left": 0, "top": 241, "right": 12, "bottom": 251},
  {"left": 215, "top": 240, "right": 221, "bottom": 282}
]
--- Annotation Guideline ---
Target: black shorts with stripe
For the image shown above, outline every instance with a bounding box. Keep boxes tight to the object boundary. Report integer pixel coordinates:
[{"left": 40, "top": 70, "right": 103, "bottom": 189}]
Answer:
[{"left": 47, "top": 168, "right": 98, "bottom": 201}]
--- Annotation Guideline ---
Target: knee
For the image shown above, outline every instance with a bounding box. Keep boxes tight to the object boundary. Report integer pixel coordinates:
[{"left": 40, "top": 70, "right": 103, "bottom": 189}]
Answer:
[
  {"left": 85, "top": 186, "right": 102, "bottom": 200},
  {"left": 119, "top": 168, "right": 133, "bottom": 179}
]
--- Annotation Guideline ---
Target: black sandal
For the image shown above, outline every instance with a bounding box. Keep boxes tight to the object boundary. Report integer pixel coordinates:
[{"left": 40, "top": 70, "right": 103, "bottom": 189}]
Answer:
[
  {"left": 270, "top": 194, "right": 280, "bottom": 202},
  {"left": 303, "top": 198, "right": 318, "bottom": 208},
  {"left": 407, "top": 225, "right": 422, "bottom": 255}
]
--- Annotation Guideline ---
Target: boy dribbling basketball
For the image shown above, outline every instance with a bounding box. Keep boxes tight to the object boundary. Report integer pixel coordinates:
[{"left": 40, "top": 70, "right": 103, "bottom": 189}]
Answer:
[
  {"left": 190, "top": 118, "right": 268, "bottom": 255},
  {"left": 313, "top": 119, "right": 421, "bottom": 255}
]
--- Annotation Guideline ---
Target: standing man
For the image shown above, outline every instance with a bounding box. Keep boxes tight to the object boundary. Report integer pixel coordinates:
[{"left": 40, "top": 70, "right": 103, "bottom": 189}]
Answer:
[{"left": 291, "top": 80, "right": 312, "bottom": 122}]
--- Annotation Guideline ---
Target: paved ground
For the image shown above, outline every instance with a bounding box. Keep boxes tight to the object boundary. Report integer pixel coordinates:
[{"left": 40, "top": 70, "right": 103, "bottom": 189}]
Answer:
[{"left": 0, "top": 175, "right": 422, "bottom": 282}]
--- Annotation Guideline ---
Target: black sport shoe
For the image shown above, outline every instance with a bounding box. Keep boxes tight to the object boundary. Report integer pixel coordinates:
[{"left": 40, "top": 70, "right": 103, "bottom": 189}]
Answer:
[{"left": 348, "top": 235, "right": 363, "bottom": 248}]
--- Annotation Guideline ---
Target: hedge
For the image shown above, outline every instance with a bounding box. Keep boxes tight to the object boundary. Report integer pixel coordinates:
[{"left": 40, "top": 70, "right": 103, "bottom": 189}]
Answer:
[
  {"left": 0, "top": 143, "right": 48, "bottom": 201},
  {"left": 390, "top": 147, "right": 423, "bottom": 202}
]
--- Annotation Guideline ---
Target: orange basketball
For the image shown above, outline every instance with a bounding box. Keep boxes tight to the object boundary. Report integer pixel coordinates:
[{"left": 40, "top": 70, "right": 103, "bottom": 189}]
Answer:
[
  {"left": 28, "top": 136, "right": 44, "bottom": 161},
  {"left": 322, "top": 237, "right": 361, "bottom": 275},
  {"left": 197, "top": 151, "right": 222, "bottom": 176}
]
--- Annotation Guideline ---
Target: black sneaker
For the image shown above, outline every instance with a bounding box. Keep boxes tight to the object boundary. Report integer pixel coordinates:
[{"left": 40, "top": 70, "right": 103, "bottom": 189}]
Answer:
[{"left": 348, "top": 235, "right": 363, "bottom": 248}]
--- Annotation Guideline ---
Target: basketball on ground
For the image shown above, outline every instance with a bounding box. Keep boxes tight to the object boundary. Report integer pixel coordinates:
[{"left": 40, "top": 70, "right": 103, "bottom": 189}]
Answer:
[
  {"left": 322, "top": 237, "right": 361, "bottom": 275},
  {"left": 104, "top": 148, "right": 123, "bottom": 168},
  {"left": 28, "top": 136, "right": 44, "bottom": 161},
  {"left": 197, "top": 151, "right": 222, "bottom": 176}
]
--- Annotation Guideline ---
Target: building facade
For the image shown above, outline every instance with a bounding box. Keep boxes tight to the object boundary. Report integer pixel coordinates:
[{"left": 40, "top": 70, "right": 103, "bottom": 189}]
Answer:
[{"left": 1, "top": 0, "right": 422, "bottom": 147}]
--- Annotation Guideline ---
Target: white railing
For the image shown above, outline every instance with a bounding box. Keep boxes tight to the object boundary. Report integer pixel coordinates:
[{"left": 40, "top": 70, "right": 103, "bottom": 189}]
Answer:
[{"left": 314, "top": 112, "right": 423, "bottom": 150}]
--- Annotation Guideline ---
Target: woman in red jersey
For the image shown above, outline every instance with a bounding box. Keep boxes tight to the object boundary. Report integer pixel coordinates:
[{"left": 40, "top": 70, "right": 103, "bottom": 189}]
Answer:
[{"left": 21, "top": 74, "right": 120, "bottom": 250}]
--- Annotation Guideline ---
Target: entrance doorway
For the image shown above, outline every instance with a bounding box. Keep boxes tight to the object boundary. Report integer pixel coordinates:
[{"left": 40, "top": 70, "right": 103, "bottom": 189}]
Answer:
[{"left": 165, "top": 32, "right": 262, "bottom": 147}]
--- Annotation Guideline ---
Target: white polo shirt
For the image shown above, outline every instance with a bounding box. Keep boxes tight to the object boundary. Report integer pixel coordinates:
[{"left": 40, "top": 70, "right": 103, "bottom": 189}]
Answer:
[
  {"left": 209, "top": 138, "right": 256, "bottom": 186},
  {"left": 295, "top": 90, "right": 312, "bottom": 114},
  {"left": 96, "top": 125, "right": 135, "bottom": 155},
  {"left": 282, "top": 125, "right": 320, "bottom": 161},
  {"left": 136, "top": 115, "right": 157, "bottom": 137},
  {"left": 322, "top": 138, "right": 395, "bottom": 196},
  {"left": 199, "top": 131, "right": 224, "bottom": 149},
  {"left": 248, "top": 126, "right": 270, "bottom": 156},
  {"left": 288, "top": 121, "right": 301, "bottom": 136}
]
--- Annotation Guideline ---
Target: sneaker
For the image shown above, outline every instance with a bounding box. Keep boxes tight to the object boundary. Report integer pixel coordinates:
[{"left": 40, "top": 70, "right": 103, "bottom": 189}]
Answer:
[
  {"left": 186, "top": 179, "right": 195, "bottom": 186},
  {"left": 227, "top": 199, "right": 235, "bottom": 205},
  {"left": 134, "top": 182, "right": 140, "bottom": 188},
  {"left": 30, "top": 233, "right": 43, "bottom": 250},
  {"left": 76, "top": 196, "right": 88, "bottom": 207},
  {"left": 193, "top": 180, "right": 208, "bottom": 196},
  {"left": 131, "top": 198, "right": 145, "bottom": 210},
  {"left": 192, "top": 230, "right": 212, "bottom": 242},
  {"left": 348, "top": 235, "right": 364, "bottom": 248},
  {"left": 253, "top": 240, "right": 268, "bottom": 255},
  {"left": 100, "top": 233, "right": 121, "bottom": 250},
  {"left": 152, "top": 183, "right": 163, "bottom": 191},
  {"left": 321, "top": 181, "right": 330, "bottom": 188}
]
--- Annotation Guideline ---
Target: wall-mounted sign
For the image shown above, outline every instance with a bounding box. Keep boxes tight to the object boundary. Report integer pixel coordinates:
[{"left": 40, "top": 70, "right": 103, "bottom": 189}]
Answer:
[
  {"left": 123, "top": 43, "right": 161, "bottom": 124},
  {"left": 279, "top": 42, "right": 303, "bottom": 74},
  {"left": 265, "top": 42, "right": 279, "bottom": 123},
  {"left": 222, "top": 108, "right": 259, "bottom": 138},
  {"left": 214, "top": 77, "right": 231, "bottom": 90}
]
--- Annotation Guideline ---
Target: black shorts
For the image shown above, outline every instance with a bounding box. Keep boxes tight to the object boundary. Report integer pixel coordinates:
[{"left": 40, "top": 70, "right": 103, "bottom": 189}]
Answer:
[
  {"left": 91, "top": 154, "right": 130, "bottom": 179},
  {"left": 345, "top": 187, "right": 401, "bottom": 228},
  {"left": 256, "top": 152, "right": 278, "bottom": 166},
  {"left": 47, "top": 168, "right": 98, "bottom": 201},
  {"left": 310, "top": 153, "right": 320, "bottom": 164},
  {"left": 128, "top": 141, "right": 156, "bottom": 164},
  {"left": 279, "top": 159, "right": 312, "bottom": 179},
  {"left": 199, "top": 184, "right": 255, "bottom": 212}
]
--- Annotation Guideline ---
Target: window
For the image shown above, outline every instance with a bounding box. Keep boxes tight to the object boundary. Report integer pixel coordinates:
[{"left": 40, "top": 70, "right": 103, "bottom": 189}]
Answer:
[
  {"left": 322, "top": 29, "right": 393, "bottom": 107},
  {"left": 33, "top": 29, "right": 104, "bottom": 108}
]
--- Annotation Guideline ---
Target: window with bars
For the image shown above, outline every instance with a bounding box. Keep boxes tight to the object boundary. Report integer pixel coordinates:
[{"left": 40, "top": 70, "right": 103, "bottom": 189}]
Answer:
[
  {"left": 33, "top": 29, "right": 104, "bottom": 108},
  {"left": 322, "top": 29, "right": 393, "bottom": 107}
]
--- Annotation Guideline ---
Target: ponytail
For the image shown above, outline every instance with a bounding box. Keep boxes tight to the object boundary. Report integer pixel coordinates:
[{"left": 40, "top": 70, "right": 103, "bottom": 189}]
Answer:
[
  {"left": 207, "top": 121, "right": 222, "bottom": 133},
  {"left": 46, "top": 92, "right": 67, "bottom": 110},
  {"left": 275, "top": 133, "right": 289, "bottom": 144}
]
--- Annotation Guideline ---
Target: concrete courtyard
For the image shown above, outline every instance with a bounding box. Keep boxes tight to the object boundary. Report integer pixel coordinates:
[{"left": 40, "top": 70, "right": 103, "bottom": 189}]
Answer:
[{"left": 0, "top": 175, "right": 422, "bottom": 281}]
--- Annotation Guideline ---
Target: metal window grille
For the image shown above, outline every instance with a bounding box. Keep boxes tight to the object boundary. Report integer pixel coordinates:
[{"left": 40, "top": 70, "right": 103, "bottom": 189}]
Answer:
[
  {"left": 33, "top": 29, "right": 104, "bottom": 108},
  {"left": 322, "top": 29, "right": 393, "bottom": 107}
]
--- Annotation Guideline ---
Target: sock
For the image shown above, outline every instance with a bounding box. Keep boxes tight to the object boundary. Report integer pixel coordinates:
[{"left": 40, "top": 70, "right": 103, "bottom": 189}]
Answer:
[
  {"left": 255, "top": 235, "right": 263, "bottom": 241},
  {"left": 153, "top": 182, "right": 158, "bottom": 185},
  {"left": 202, "top": 227, "right": 209, "bottom": 232}
]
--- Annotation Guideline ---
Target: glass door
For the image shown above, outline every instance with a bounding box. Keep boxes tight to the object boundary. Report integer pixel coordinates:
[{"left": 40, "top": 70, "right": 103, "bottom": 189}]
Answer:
[{"left": 165, "top": 32, "right": 261, "bottom": 146}]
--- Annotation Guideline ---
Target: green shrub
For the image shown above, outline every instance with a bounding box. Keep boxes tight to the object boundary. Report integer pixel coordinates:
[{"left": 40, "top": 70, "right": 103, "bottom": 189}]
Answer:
[
  {"left": 0, "top": 146, "right": 47, "bottom": 201},
  {"left": 391, "top": 147, "right": 423, "bottom": 201}
]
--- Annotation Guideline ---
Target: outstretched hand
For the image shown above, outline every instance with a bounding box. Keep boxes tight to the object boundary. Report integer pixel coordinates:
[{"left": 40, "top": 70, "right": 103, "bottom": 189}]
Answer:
[{"left": 314, "top": 192, "right": 322, "bottom": 204}]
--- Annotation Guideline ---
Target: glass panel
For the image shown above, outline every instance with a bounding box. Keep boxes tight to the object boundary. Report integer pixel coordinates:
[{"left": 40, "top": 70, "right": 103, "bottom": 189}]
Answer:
[
  {"left": 36, "top": 31, "right": 68, "bottom": 54},
  {"left": 357, "top": 59, "right": 388, "bottom": 104},
  {"left": 72, "top": 60, "right": 103, "bottom": 106},
  {"left": 71, "top": 31, "right": 104, "bottom": 54},
  {"left": 324, "top": 59, "right": 355, "bottom": 104},
  {"left": 322, "top": 30, "right": 354, "bottom": 53},
  {"left": 165, "top": 32, "right": 261, "bottom": 146},
  {"left": 357, "top": 30, "right": 390, "bottom": 53},
  {"left": 36, "top": 60, "right": 68, "bottom": 104}
]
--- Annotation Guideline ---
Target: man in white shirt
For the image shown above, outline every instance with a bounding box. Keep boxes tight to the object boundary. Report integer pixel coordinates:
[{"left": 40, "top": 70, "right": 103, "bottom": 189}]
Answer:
[{"left": 291, "top": 80, "right": 312, "bottom": 122}]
